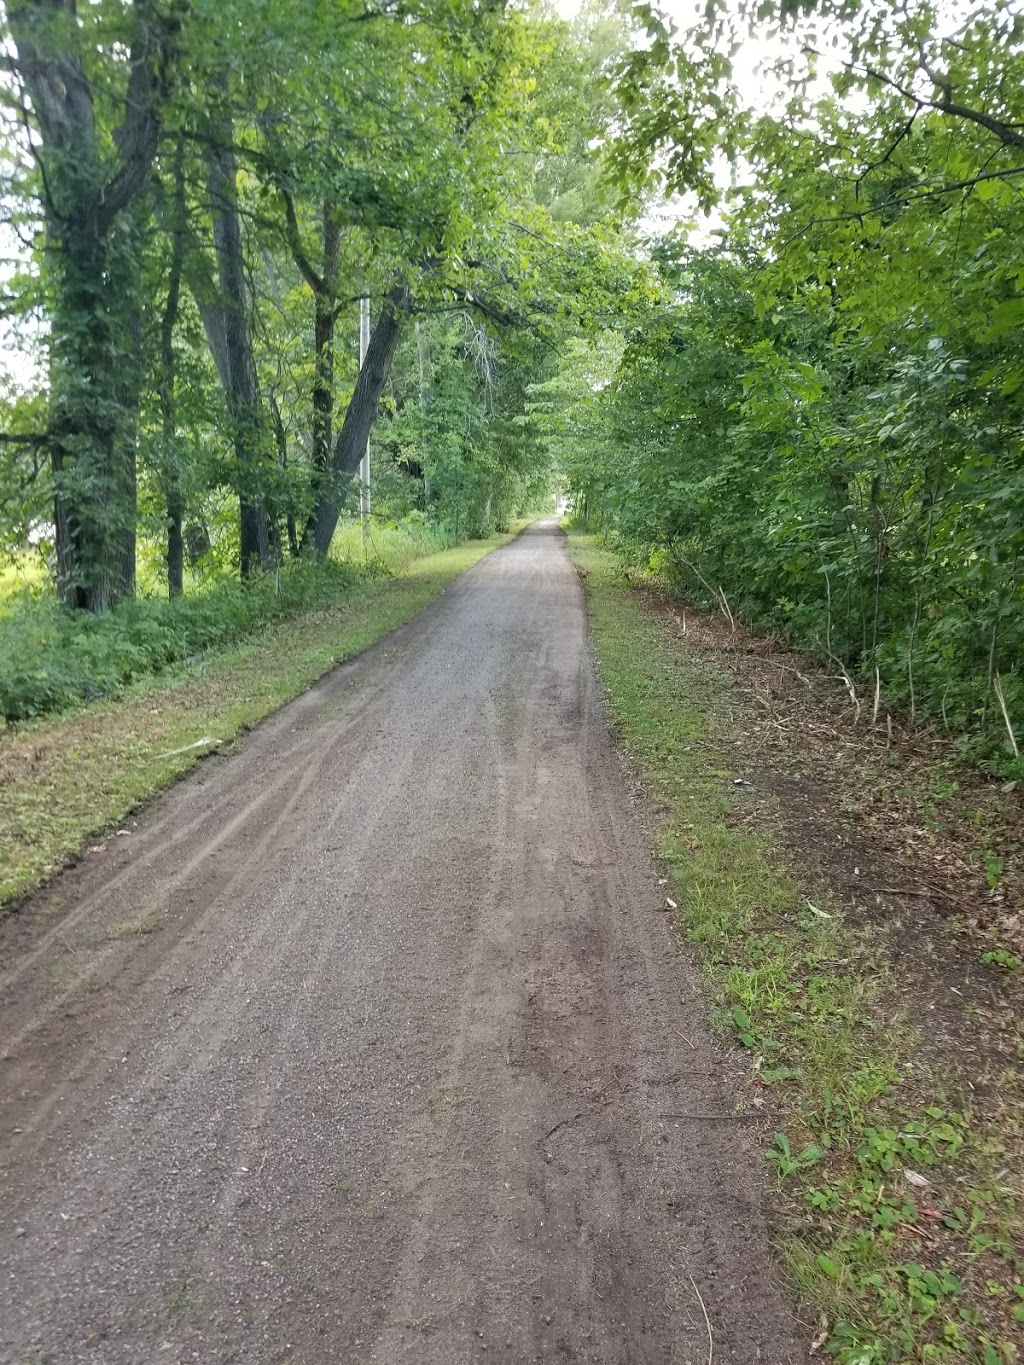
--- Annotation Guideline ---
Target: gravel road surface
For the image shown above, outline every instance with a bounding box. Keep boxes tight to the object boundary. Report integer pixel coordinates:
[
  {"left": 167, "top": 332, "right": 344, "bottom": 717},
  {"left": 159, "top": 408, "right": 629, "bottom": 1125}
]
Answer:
[{"left": 0, "top": 520, "right": 806, "bottom": 1364}]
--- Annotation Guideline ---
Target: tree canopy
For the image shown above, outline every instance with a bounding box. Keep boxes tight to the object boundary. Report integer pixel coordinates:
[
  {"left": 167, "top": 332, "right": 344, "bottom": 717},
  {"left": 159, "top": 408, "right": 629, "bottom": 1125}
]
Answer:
[{"left": 0, "top": 0, "right": 640, "bottom": 602}]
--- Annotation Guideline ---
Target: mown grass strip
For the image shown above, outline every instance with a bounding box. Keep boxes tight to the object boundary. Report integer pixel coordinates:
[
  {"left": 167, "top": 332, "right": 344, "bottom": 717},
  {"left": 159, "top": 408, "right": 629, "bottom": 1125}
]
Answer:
[
  {"left": 569, "top": 532, "right": 1023, "bottom": 1365},
  {"left": 0, "top": 533, "right": 513, "bottom": 907}
]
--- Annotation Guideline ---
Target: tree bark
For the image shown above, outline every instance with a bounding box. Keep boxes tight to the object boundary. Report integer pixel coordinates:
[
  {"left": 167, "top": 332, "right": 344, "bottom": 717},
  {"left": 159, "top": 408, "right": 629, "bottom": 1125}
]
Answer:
[
  {"left": 269, "top": 395, "right": 299, "bottom": 558},
  {"left": 416, "top": 319, "right": 433, "bottom": 506},
  {"left": 281, "top": 194, "right": 341, "bottom": 545},
  {"left": 205, "top": 106, "right": 271, "bottom": 578},
  {"left": 310, "top": 204, "right": 341, "bottom": 480},
  {"left": 305, "top": 290, "right": 407, "bottom": 556},
  {"left": 160, "top": 138, "right": 187, "bottom": 597},
  {"left": 46, "top": 211, "right": 142, "bottom": 611}
]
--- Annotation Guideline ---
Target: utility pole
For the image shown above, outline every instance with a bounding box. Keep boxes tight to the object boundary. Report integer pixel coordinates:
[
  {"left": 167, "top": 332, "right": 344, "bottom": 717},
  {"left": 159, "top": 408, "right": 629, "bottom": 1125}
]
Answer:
[
  {"left": 416, "top": 318, "right": 432, "bottom": 507},
  {"left": 359, "top": 296, "right": 371, "bottom": 543}
]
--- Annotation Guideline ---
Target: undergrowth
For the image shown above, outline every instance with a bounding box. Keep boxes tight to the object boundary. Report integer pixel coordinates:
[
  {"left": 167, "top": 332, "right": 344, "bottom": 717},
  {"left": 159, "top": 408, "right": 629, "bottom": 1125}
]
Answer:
[
  {"left": 569, "top": 531, "right": 1023, "bottom": 1365},
  {"left": 0, "top": 559, "right": 364, "bottom": 724},
  {"left": 329, "top": 516, "right": 461, "bottom": 574},
  {"left": 0, "top": 516, "right": 470, "bottom": 726}
]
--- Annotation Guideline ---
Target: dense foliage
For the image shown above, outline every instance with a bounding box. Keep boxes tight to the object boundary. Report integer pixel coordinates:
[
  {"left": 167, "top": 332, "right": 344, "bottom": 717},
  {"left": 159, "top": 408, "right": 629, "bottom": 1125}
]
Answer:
[
  {"left": 3, "top": 0, "right": 1022, "bottom": 774},
  {"left": 543, "top": 0, "right": 1024, "bottom": 774},
  {"left": 0, "top": 0, "right": 635, "bottom": 607},
  {"left": 0, "top": 558, "right": 361, "bottom": 721}
]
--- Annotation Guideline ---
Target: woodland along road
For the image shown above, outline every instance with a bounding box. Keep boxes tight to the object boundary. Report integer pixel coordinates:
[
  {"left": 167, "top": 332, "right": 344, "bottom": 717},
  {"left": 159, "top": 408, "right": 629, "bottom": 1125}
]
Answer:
[{"left": 0, "top": 519, "right": 806, "bottom": 1364}]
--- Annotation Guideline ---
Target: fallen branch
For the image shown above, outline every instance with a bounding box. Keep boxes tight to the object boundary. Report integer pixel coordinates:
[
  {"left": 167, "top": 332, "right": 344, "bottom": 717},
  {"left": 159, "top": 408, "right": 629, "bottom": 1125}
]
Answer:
[
  {"left": 658, "top": 1112, "right": 761, "bottom": 1121},
  {"left": 993, "top": 675, "right": 1020, "bottom": 759},
  {"left": 688, "top": 1272, "right": 714, "bottom": 1365},
  {"left": 643, "top": 1070, "right": 712, "bottom": 1086},
  {"left": 871, "top": 884, "right": 956, "bottom": 903},
  {"left": 765, "top": 659, "right": 811, "bottom": 687},
  {"left": 830, "top": 661, "right": 862, "bottom": 723},
  {"left": 716, "top": 585, "right": 736, "bottom": 633},
  {"left": 155, "top": 735, "right": 221, "bottom": 760},
  {"left": 670, "top": 1025, "right": 698, "bottom": 1049},
  {"left": 669, "top": 549, "right": 736, "bottom": 630}
]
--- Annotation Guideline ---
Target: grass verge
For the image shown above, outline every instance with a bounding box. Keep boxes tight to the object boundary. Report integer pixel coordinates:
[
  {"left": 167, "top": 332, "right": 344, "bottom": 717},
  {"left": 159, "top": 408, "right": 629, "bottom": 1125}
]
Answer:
[
  {"left": 0, "top": 532, "right": 514, "bottom": 907},
  {"left": 569, "top": 532, "right": 1023, "bottom": 1365}
]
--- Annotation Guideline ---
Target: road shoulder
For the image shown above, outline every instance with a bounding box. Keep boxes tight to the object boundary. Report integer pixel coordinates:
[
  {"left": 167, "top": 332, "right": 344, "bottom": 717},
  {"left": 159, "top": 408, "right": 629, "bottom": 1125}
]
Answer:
[{"left": 568, "top": 530, "right": 1024, "bottom": 1365}]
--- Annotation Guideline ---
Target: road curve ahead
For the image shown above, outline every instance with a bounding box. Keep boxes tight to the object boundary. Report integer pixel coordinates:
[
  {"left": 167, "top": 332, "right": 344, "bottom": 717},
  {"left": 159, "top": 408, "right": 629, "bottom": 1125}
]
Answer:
[{"left": 0, "top": 520, "right": 805, "bottom": 1365}]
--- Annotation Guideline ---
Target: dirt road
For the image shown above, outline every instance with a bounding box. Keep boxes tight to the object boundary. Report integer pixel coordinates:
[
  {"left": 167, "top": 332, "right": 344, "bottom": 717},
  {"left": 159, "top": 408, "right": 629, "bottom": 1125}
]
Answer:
[{"left": 0, "top": 521, "right": 805, "bottom": 1364}]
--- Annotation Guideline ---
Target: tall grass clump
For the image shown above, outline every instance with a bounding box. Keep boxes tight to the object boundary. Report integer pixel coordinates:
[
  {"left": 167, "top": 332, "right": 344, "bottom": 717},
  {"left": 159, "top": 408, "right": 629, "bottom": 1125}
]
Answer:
[{"left": 330, "top": 514, "right": 461, "bottom": 576}]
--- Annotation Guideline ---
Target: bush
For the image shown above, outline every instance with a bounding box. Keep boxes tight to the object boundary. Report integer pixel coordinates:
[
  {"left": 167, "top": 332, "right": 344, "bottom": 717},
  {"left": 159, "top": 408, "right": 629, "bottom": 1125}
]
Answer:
[{"left": 0, "top": 558, "right": 361, "bottom": 724}]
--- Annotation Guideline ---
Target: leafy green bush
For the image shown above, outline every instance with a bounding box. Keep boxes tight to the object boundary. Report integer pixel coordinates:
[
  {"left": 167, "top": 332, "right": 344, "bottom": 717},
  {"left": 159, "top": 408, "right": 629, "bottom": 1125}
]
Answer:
[
  {"left": 550, "top": 248, "right": 1024, "bottom": 776},
  {"left": 0, "top": 559, "right": 361, "bottom": 724}
]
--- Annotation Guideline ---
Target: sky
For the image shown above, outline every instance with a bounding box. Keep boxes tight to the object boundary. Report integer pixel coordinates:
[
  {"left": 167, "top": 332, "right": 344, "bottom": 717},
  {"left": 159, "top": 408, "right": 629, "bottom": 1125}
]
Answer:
[{"left": 554, "top": 0, "right": 819, "bottom": 242}]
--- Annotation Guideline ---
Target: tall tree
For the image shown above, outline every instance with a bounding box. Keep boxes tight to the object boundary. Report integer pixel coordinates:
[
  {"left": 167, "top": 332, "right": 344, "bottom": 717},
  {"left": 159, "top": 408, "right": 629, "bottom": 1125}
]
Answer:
[
  {"left": 202, "top": 94, "right": 271, "bottom": 576},
  {"left": 7, "top": 0, "right": 183, "bottom": 609},
  {"left": 157, "top": 135, "right": 187, "bottom": 596},
  {"left": 305, "top": 286, "right": 408, "bottom": 555}
]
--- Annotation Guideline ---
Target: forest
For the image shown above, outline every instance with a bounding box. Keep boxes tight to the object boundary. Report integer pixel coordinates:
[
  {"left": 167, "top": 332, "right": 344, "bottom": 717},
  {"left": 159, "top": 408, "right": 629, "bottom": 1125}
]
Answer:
[{"left": 1, "top": 0, "right": 1022, "bottom": 772}]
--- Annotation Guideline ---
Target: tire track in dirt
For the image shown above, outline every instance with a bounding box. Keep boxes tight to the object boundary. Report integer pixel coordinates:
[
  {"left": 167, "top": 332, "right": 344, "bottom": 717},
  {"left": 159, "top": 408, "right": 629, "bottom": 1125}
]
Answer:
[{"left": 0, "top": 521, "right": 807, "bottom": 1364}]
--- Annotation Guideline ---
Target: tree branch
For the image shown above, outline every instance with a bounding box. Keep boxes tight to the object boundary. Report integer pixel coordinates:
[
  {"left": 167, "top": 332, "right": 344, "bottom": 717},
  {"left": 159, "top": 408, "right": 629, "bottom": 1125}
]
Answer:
[
  {"left": 279, "top": 187, "right": 326, "bottom": 295},
  {"left": 100, "top": 0, "right": 185, "bottom": 232},
  {"left": 809, "top": 46, "right": 1024, "bottom": 155},
  {"left": 440, "top": 284, "right": 525, "bottom": 329},
  {"left": 855, "top": 113, "right": 918, "bottom": 193},
  {"left": 773, "top": 164, "right": 1024, "bottom": 259}
]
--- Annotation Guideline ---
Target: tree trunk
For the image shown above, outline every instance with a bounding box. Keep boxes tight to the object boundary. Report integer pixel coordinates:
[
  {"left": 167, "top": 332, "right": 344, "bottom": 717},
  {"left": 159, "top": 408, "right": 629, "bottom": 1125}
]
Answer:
[
  {"left": 311, "top": 205, "right": 341, "bottom": 482},
  {"left": 115, "top": 297, "right": 143, "bottom": 601},
  {"left": 167, "top": 488, "right": 185, "bottom": 597},
  {"left": 281, "top": 194, "right": 341, "bottom": 547},
  {"left": 269, "top": 395, "right": 299, "bottom": 558},
  {"left": 160, "top": 139, "right": 187, "bottom": 598},
  {"left": 9, "top": 0, "right": 180, "bottom": 611},
  {"left": 416, "top": 319, "right": 433, "bottom": 506},
  {"left": 205, "top": 108, "right": 271, "bottom": 578},
  {"left": 48, "top": 211, "right": 141, "bottom": 610},
  {"left": 305, "top": 291, "right": 406, "bottom": 556}
]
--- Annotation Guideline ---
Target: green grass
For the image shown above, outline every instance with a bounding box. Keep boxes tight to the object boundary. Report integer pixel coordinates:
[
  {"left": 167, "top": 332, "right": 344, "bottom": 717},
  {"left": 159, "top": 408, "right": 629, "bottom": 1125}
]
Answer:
[
  {"left": 0, "top": 531, "right": 515, "bottom": 907},
  {"left": 0, "top": 553, "right": 47, "bottom": 610},
  {"left": 329, "top": 517, "right": 460, "bottom": 573},
  {"left": 569, "top": 532, "right": 1023, "bottom": 1365}
]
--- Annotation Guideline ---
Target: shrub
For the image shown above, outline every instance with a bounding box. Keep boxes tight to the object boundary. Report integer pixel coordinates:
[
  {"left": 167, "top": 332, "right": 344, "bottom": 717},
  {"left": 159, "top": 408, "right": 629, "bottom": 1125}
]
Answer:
[{"left": 0, "top": 558, "right": 361, "bottom": 724}]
